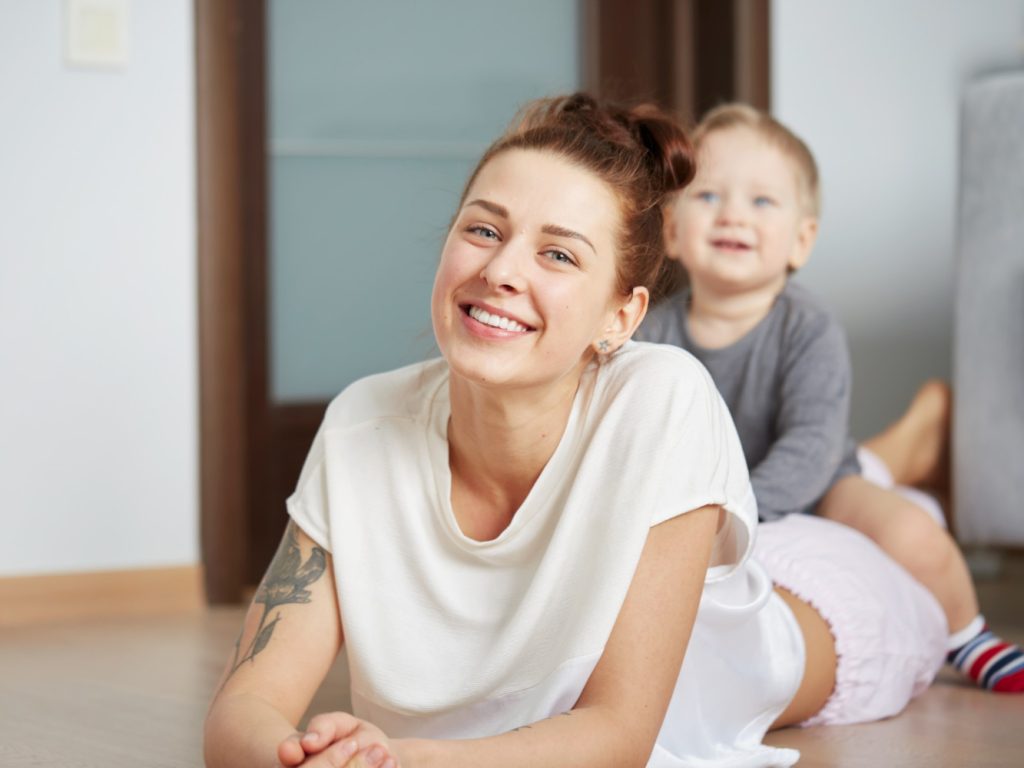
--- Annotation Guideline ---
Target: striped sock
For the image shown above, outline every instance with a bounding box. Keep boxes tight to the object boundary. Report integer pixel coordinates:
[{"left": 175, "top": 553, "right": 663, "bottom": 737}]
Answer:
[{"left": 947, "top": 617, "right": 1024, "bottom": 693}]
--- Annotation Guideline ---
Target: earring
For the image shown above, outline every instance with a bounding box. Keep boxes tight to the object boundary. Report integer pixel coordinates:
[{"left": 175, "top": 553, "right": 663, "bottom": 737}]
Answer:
[{"left": 597, "top": 339, "right": 611, "bottom": 353}]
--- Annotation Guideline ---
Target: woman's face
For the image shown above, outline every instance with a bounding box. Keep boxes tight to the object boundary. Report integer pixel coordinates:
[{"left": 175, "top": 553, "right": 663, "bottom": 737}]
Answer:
[{"left": 431, "top": 149, "right": 626, "bottom": 392}]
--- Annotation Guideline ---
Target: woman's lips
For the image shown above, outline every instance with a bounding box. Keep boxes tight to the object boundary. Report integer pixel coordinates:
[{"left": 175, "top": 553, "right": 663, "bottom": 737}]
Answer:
[{"left": 460, "top": 302, "right": 535, "bottom": 333}]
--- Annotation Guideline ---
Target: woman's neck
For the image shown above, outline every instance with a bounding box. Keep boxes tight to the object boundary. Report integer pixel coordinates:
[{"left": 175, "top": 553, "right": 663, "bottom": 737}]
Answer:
[
  {"left": 446, "top": 369, "right": 582, "bottom": 539},
  {"left": 687, "top": 279, "right": 785, "bottom": 349}
]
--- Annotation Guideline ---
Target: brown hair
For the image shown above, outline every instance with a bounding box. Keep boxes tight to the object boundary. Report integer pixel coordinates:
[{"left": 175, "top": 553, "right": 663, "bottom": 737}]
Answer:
[
  {"left": 694, "top": 103, "right": 820, "bottom": 217},
  {"left": 457, "top": 93, "right": 695, "bottom": 299}
]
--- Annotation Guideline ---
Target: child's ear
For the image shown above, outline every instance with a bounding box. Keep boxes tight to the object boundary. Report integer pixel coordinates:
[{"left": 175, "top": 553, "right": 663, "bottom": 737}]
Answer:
[{"left": 788, "top": 216, "right": 818, "bottom": 270}]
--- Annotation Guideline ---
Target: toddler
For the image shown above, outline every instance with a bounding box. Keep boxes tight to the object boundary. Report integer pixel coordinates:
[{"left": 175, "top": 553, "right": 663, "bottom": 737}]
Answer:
[{"left": 637, "top": 103, "right": 1022, "bottom": 694}]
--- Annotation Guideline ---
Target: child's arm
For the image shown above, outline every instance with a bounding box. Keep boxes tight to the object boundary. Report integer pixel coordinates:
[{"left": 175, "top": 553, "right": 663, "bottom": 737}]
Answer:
[{"left": 750, "top": 318, "right": 854, "bottom": 520}]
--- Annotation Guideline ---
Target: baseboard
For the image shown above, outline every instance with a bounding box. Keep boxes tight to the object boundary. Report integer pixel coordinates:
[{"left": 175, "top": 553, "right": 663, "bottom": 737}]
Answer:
[{"left": 0, "top": 564, "right": 204, "bottom": 628}]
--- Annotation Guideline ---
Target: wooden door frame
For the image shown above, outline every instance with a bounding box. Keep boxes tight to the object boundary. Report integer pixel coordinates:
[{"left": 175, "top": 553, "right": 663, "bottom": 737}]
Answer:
[
  {"left": 194, "top": 0, "right": 770, "bottom": 604},
  {"left": 582, "top": 0, "right": 770, "bottom": 120},
  {"left": 195, "top": 0, "right": 269, "bottom": 603}
]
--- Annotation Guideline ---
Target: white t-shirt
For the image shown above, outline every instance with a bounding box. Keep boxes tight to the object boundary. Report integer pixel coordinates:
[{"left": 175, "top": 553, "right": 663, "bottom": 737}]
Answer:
[{"left": 288, "top": 341, "right": 803, "bottom": 767}]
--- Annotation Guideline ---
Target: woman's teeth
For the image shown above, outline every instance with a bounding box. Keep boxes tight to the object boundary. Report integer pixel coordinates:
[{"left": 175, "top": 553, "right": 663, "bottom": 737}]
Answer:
[{"left": 468, "top": 306, "right": 529, "bottom": 332}]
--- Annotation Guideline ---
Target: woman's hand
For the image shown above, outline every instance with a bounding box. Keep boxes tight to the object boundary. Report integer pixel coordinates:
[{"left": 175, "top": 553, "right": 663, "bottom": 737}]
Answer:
[{"left": 277, "top": 712, "right": 400, "bottom": 768}]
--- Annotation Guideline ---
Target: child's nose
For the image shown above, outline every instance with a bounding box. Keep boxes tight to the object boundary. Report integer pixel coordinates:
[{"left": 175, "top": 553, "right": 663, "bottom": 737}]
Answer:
[{"left": 716, "top": 195, "right": 748, "bottom": 226}]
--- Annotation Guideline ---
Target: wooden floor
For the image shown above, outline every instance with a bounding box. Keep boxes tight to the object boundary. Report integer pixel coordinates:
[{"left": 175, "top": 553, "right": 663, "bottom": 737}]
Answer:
[{"left": 2, "top": 557, "right": 1021, "bottom": 767}]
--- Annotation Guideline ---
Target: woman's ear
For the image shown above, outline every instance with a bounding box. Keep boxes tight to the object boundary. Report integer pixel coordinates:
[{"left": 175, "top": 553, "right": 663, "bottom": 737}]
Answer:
[
  {"left": 593, "top": 286, "right": 650, "bottom": 355},
  {"left": 788, "top": 216, "right": 818, "bottom": 271}
]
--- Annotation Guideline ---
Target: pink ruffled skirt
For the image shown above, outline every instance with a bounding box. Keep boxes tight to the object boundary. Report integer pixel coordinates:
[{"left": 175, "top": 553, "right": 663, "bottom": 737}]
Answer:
[{"left": 754, "top": 514, "right": 947, "bottom": 726}]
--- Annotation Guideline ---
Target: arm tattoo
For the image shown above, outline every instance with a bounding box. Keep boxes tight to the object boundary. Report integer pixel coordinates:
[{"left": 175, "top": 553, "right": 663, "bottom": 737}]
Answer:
[{"left": 219, "top": 524, "right": 327, "bottom": 690}]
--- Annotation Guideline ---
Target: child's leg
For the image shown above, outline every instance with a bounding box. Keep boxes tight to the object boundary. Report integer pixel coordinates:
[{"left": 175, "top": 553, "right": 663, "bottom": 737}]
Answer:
[
  {"left": 857, "top": 445, "right": 948, "bottom": 527},
  {"left": 820, "top": 476, "right": 975, "bottom": 628},
  {"left": 819, "top": 476, "right": 1024, "bottom": 692},
  {"left": 861, "top": 379, "right": 951, "bottom": 493}
]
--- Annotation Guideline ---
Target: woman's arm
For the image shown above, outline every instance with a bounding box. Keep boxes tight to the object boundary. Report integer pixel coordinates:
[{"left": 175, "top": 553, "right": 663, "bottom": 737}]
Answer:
[
  {"left": 204, "top": 521, "right": 345, "bottom": 768},
  {"left": 395, "top": 504, "right": 721, "bottom": 768}
]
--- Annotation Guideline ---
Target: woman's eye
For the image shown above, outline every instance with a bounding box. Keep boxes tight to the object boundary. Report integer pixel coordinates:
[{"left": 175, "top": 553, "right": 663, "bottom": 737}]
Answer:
[
  {"left": 467, "top": 224, "right": 500, "bottom": 240},
  {"left": 753, "top": 195, "right": 775, "bottom": 207},
  {"left": 543, "top": 249, "right": 576, "bottom": 267}
]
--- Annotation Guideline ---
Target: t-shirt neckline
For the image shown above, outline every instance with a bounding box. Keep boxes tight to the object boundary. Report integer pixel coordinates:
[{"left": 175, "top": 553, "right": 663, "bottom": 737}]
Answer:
[{"left": 426, "top": 367, "right": 594, "bottom": 551}]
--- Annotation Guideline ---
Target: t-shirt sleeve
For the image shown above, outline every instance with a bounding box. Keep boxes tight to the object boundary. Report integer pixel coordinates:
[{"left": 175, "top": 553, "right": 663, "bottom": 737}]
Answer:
[
  {"left": 748, "top": 316, "right": 855, "bottom": 520},
  {"left": 649, "top": 363, "right": 757, "bottom": 582},
  {"left": 285, "top": 422, "right": 333, "bottom": 552}
]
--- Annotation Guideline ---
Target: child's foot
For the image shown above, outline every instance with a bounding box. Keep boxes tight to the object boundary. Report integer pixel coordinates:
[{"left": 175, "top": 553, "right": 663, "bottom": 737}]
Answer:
[
  {"left": 863, "top": 379, "right": 951, "bottom": 493},
  {"left": 948, "top": 620, "right": 1024, "bottom": 693}
]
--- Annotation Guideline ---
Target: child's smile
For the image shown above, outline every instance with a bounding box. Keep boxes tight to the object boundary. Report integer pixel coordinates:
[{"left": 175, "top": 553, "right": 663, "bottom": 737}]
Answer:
[{"left": 665, "top": 125, "right": 816, "bottom": 300}]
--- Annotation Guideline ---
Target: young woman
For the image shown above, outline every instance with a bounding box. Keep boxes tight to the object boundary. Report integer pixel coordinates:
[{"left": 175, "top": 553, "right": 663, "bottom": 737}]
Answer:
[{"left": 204, "top": 94, "right": 945, "bottom": 768}]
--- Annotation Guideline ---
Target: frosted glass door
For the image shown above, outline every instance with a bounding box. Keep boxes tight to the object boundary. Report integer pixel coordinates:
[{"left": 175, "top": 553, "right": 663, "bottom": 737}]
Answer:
[{"left": 269, "top": 1, "right": 579, "bottom": 401}]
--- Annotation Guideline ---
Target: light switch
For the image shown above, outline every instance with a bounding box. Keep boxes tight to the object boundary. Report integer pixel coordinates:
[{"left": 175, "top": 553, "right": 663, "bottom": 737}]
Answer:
[{"left": 65, "top": 0, "right": 129, "bottom": 69}]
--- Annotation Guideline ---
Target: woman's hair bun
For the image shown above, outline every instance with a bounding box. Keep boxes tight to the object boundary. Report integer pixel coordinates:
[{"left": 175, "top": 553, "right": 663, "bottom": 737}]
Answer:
[{"left": 626, "top": 104, "right": 696, "bottom": 195}]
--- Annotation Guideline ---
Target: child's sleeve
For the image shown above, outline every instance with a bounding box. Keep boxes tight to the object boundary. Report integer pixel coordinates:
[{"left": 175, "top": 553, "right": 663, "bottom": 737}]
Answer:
[{"left": 749, "top": 317, "right": 855, "bottom": 520}]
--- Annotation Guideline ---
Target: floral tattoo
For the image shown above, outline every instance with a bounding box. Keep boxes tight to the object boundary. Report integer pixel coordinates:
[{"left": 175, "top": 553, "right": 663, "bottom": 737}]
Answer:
[{"left": 220, "top": 524, "right": 326, "bottom": 690}]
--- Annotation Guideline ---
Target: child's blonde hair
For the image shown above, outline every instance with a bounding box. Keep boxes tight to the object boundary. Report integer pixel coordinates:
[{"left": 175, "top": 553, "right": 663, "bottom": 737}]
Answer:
[{"left": 694, "top": 103, "right": 820, "bottom": 217}]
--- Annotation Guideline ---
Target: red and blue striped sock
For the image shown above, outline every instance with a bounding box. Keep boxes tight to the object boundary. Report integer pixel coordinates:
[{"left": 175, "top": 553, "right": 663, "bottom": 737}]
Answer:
[{"left": 947, "top": 616, "right": 1024, "bottom": 693}]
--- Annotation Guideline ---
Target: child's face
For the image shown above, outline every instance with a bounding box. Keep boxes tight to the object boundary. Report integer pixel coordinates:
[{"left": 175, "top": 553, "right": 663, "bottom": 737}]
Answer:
[{"left": 665, "top": 126, "right": 817, "bottom": 298}]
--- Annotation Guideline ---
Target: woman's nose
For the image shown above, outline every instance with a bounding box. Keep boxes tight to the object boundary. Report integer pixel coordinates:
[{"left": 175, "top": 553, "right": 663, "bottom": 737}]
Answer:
[{"left": 479, "top": 241, "right": 528, "bottom": 293}]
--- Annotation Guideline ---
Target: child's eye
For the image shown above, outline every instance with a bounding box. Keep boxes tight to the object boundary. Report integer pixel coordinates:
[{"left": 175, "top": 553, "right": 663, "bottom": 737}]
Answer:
[
  {"left": 695, "top": 191, "right": 718, "bottom": 203},
  {"left": 753, "top": 195, "right": 776, "bottom": 207},
  {"left": 467, "top": 224, "right": 500, "bottom": 240},
  {"left": 543, "top": 249, "right": 577, "bottom": 267}
]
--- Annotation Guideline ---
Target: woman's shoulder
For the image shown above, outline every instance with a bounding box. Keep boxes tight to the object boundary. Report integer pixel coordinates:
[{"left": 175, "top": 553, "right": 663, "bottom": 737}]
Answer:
[
  {"left": 609, "top": 339, "right": 714, "bottom": 385},
  {"left": 598, "top": 341, "right": 721, "bottom": 419},
  {"left": 321, "top": 357, "right": 448, "bottom": 432}
]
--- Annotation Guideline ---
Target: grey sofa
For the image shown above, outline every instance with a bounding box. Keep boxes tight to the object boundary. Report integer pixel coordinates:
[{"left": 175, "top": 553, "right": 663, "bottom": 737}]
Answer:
[{"left": 953, "top": 70, "right": 1024, "bottom": 547}]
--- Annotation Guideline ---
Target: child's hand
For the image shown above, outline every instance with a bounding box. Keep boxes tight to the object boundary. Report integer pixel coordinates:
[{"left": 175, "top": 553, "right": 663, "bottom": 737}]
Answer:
[{"left": 277, "top": 712, "right": 399, "bottom": 768}]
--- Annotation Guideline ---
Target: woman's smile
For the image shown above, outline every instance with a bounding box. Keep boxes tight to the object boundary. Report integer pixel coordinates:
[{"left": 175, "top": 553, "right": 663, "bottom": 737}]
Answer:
[
  {"left": 431, "top": 148, "right": 623, "bottom": 390},
  {"left": 461, "top": 302, "right": 535, "bottom": 335}
]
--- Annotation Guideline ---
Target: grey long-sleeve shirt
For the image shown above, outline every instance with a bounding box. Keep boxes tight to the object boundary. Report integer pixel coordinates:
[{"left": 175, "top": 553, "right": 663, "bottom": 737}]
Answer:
[{"left": 636, "top": 282, "right": 860, "bottom": 520}]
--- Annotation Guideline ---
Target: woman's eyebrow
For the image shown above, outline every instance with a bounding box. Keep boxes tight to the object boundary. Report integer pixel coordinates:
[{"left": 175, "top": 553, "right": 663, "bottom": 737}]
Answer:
[
  {"left": 465, "top": 198, "right": 508, "bottom": 218},
  {"left": 542, "top": 224, "right": 596, "bottom": 254}
]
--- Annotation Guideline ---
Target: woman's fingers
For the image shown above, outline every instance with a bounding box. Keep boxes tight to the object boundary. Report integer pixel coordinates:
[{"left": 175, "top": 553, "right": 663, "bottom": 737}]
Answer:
[
  {"left": 285, "top": 711, "right": 397, "bottom": 768},
  {"left": 277, "top": 733, "right": 308, "bottom": 766},
  {"left": 347, "top": 744, "right": 397, "bottom": 768},
  {"left": 300, "top": 712, "right": 362, "bottom": 754},
  {"left": 297, "top": 736, "right": 363, "bottom": 767}
]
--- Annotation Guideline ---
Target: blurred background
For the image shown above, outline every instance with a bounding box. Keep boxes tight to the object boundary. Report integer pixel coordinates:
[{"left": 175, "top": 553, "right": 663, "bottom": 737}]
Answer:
[{"left": 1, "top": 0, "right": 1022, "bottom": 610}]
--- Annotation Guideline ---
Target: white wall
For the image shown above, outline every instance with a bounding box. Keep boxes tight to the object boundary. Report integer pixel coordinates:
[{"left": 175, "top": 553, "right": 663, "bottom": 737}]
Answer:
[
  {"left": 0, "top": 0, "right": 198, "bottom": 576},
  {"left": 772, "top": 0, "right": 1024, "bottom": 438}
]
